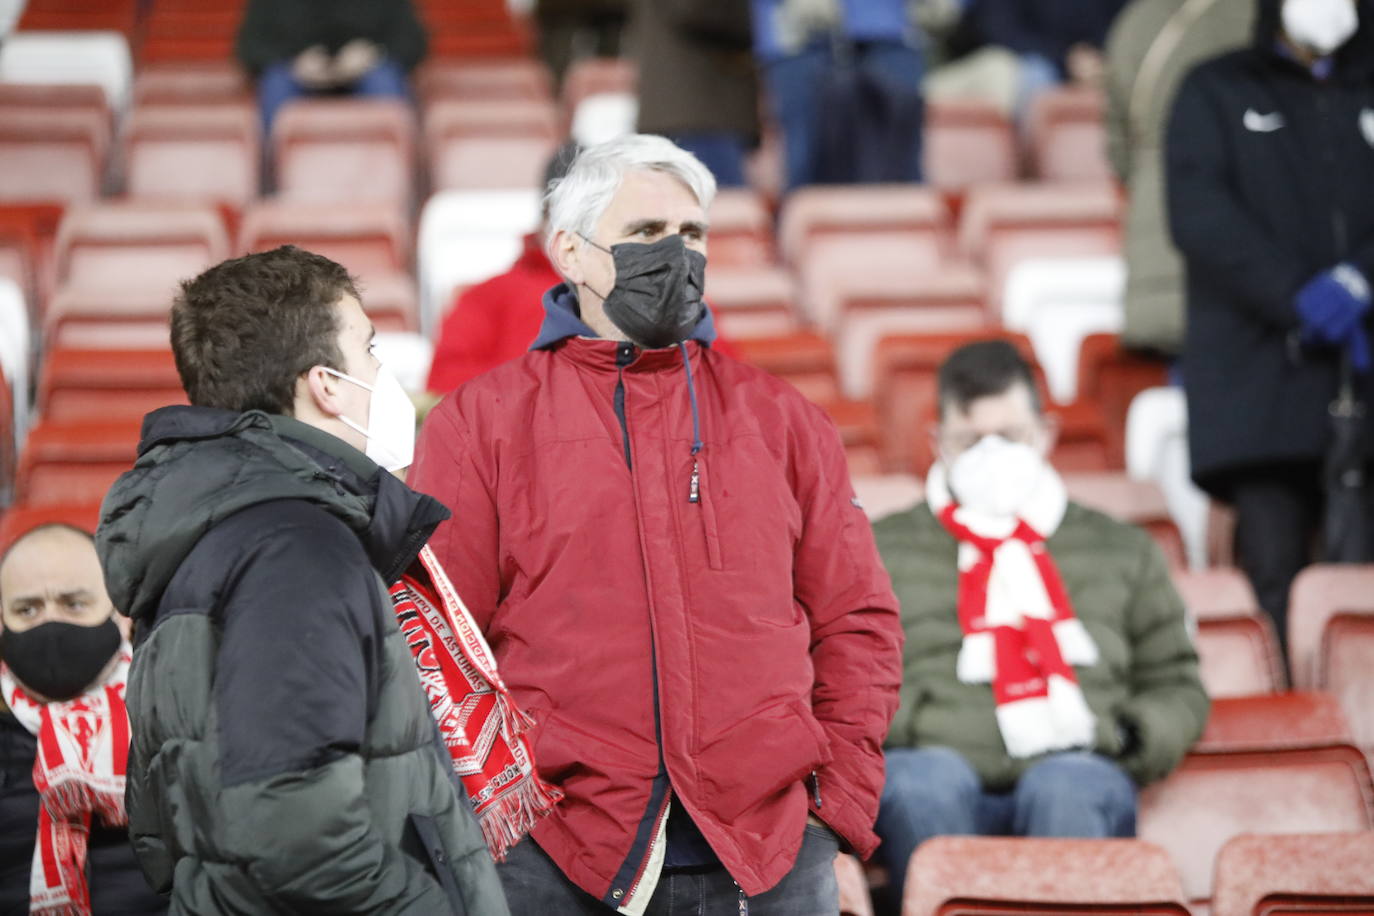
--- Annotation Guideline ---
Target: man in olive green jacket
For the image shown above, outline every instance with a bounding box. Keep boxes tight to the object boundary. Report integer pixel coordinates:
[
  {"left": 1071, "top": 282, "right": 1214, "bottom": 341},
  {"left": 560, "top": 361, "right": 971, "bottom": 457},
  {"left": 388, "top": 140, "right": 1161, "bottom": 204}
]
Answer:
[{"left": 871, "top": 341, "right": 1208, "bottom": 905}]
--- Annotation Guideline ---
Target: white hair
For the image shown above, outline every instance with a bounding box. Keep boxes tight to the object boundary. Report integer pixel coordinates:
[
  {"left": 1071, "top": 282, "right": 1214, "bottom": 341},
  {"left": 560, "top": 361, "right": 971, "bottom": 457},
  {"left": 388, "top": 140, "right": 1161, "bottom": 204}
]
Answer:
[{"left": 544, "top": 134, "right": 718, "bottom": 255}]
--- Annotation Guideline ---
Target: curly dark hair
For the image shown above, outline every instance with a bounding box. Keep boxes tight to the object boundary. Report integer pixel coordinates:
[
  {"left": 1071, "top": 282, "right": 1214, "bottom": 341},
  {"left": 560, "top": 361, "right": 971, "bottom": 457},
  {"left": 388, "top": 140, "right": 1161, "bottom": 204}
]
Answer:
[{"left": 171, "top": 245, "right": 359, "bottom": 415}]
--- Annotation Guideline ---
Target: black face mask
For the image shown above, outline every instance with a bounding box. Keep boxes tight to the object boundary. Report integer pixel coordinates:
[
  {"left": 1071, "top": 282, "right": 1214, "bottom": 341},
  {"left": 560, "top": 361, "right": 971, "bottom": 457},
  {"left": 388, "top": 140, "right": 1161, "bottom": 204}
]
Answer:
[
  {"left": 0, "top": 617, "right": 121, "bottom": 701},
  {"left": 584, "top": 233, "right": 707, "bottom": 349}
]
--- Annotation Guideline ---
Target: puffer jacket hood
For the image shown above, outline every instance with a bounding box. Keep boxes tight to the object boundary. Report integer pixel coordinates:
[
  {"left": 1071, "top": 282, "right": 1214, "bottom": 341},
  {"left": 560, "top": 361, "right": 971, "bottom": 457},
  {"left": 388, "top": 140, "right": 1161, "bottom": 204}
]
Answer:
[
  {"left": 98, "top": 405, "right": 448, "bottom": 627},
  {"left": 529, "top": 281, "right": 720, "bottom": 350},
  {"left": 1254, "top": 0, "right": 1374, "bottom": 82}
]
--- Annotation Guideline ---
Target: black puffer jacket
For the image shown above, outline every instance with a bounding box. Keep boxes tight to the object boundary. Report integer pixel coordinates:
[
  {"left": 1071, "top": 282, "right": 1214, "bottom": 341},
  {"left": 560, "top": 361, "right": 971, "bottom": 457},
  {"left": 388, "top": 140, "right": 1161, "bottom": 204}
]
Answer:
[
  {"left": 95, "top": 407, "right": 509, "bottom": 915},
  {"left": 0, "top": 710, "right": 166, "bottom": 915},
  {"left": 1166, "top": 0, "right": 1374, "bottom": 495}
]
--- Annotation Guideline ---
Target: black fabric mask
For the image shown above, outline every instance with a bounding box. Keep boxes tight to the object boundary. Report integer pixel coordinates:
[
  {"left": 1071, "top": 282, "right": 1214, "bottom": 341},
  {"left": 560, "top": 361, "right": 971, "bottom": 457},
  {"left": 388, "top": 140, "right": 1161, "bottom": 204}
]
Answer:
[
  {"left": 0, "top": 617, "right": 120, "bottom": 701},
  {"left": 585, "top": 234, "right": 707, "bottom": 349}
]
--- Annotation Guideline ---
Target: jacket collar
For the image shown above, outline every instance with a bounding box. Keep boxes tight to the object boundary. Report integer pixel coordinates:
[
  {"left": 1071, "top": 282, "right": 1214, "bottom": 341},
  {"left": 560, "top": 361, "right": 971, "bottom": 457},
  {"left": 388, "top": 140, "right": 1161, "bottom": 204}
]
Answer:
[{"left": 529, "top": 281, "right": 720, "bottom": 353}]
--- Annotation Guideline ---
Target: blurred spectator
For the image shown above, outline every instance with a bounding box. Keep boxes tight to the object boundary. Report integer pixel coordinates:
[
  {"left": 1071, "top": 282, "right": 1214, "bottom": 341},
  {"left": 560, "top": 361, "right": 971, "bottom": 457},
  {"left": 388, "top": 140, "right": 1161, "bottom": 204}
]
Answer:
[
  {"left": 535, "top": 0, "right": 628, "bottom": 91},
  {"left": 1105, "top": 0, "right": 1254, "bottom": 357},
  {"left": 751, "top": 0, "right": 925, "bottom": 188},
  {"left": 0, "top": 524, "right": 165, "bottom": 915},
  {"left": 235, "top": 0, "right": 427, "bottom": 131},
  {"left": 427, "top": 148, "right": 576, "bottom": 396},
  {"left": 1167, "top": 0, "right": 1374, "bottom": 652},
  {"left": 94, "top": 248, "right": 516, "bottom": 914},
  {"left": 633, "top": 0, "right": 759, "bottom": 187},
  {"left": 927, "top": 0, "right": 1129, "bottom": 121},
  {"left": 411, "top": 135, "right": 903, "bottom": 914},
  {"left": 872, "top": 341, "right": 1207, "bottom": 913}
]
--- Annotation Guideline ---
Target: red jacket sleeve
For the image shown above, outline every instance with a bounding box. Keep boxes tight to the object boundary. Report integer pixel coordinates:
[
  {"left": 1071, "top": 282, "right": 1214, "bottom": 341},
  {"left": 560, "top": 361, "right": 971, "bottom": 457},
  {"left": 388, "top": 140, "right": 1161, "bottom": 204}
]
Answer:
[
  {"left": 408, "top": 397, "right": 503, "bottom": 630},
  {"left": 790, "top": 404, "right": 903, "bottom": 859}
]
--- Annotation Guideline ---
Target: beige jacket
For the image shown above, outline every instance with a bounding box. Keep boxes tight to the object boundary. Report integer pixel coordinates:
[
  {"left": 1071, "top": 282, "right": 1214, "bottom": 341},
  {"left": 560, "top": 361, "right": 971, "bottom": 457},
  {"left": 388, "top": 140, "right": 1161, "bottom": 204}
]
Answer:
[{"left": 1105, "top": 0, "right": 1253, "bottom": 355}]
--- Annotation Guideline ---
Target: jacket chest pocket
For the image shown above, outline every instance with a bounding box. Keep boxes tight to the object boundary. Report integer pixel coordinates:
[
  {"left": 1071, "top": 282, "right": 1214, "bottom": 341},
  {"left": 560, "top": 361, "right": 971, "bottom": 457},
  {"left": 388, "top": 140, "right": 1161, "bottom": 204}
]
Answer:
[{"left": 683, "top": 438, "right": 802, "bottom": 579}]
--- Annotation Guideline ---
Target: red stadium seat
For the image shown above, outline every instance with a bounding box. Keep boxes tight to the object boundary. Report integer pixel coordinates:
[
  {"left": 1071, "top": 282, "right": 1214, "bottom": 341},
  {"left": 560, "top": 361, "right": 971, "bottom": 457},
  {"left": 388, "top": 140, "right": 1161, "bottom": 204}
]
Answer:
[
  {"left": 238, "top": 199, "right": 410, "bottom": 277},
  {"left": 1139, "top": 694, "right": 1374, "bottom": 907},
  {"left": 1171, "top": 567, "right": 1260, "bottom": 619},
  {"left": 732, "top": 331, "right": 842, "bottom": 405},
  {"left": 355, "top": 271, "right": 420, "bottom": 332},
  {"left": 1211, "top": 832, "right": 1374, "bottom": 916},
  {"left": 122, "top": 103, "right": 260, "bottom": 204},
  {"left": 958, "top": 182, "right": 1122, "bottom": 317},
  {"left": 559, "top": 56, "right": 637, "bottom": 117},
  {"left": 706, "top": 188, "right": 775, "bottom": 268},
  {"left": 923, "top": 99, "right": 1019, "bottom": 190},
  {"left": 139, "top": 9, "right": 240, "bottom": 63},
  {"left": 15, "top": 418, "right": 142, "bottom": 506},
  {"left": 37, "top": 348, "right": 184, "bottom": 422},
  {"left": 271, "top": 99, "right": 416, "bottom": 204},
  {"left": 704, "top": 266, "right": 800, "bottom": 339},
  {"left": 416, "top": 58, "right": 553, "bottom": 105},
  {"left": 1027, "top": 87, "right": 1113, "bottom": 183},
  {"left": 0, "top": 368, "right": 12, "bottom": 503},
  {"left": 826, "top": 264, "right": 990, "bottom": 400},
  {"left": 1075, "top": 333, "right": 1168, "bottom": 466},
  {"left": 0, "top": 83, "right": 109, "bottom": 121},
  {"left": 903, "top": 837, "right": 1188, "bottom": 915},
  {"left": 424, "top": 98, "right": 559, "bottom": 191},
  {"left": 43, "top": 286, "right": 173, "bottom": 349},
  {"left": 822, "top": 399, "right": 885, "bottom": 477},
  {"left": 0, "top": 203, "right": 63, "bottom": 317},
  {"left": 0, "top": 108, "right": 109, "bottom": 203},
  {"left": 778, "top": 184, "right": 950, "bottom": 270},
  {"left": 54, "top": 202, "right": 229, "bottom": 294},
  {"left": 0, "top": 502, "right": 104, "bottom": 554},
  {"left": 835, "top": 853, "right": 873, "bottom": 916},
  {"left": 18, "top": 0, "right": 138, "bottom": 35},
  {"left": 133, "top": 61, "right": 251, "bottom": 104},
  {"left": 1061, "top": 471, "right": 1187, "bottom": 568},
  {"left": 1196, "top": 616, "right": 1286, "bottom": 697},
  {"left": 1321, "top": 612, "right": 1374, "bottom": 763},
  {"left": 1289, "top": 565, "right": 1374, "bottom": 689}
]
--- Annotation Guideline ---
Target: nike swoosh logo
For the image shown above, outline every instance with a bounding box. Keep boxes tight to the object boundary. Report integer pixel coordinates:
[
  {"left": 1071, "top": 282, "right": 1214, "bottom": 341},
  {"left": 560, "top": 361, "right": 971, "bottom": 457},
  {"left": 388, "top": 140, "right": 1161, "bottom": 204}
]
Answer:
[{"left": 1243, "top": 109, "right": 1285, "bottom": 132}]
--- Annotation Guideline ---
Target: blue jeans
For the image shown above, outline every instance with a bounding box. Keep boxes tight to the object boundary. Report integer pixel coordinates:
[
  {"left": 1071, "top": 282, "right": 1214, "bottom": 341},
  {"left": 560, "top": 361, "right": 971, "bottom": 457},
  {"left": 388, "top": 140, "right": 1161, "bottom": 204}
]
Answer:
[
  {"left": 667, "top": 132, "right": 748, "bottom": 188},
  {"left": 498, "top": 824, "right": 840, "bottom": 915},
  {"left": 874, "top": 747, "right": 1136, "bottom": 908},
  {"left": 762, "top": 40, "right": 924, "bottom": 190},
  {"left": 256, "top": 58, "right": 411, "bottom": 133}
]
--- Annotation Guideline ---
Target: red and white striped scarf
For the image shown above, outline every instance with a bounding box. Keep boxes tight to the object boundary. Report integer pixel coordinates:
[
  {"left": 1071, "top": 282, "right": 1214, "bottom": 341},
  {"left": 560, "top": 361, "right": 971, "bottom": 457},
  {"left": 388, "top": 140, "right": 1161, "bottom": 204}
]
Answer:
[
  {"left": 926, "top": 464, "right": 1099, "bottom": 759},
  {"left": 388, "top": 544, "right": 562, "bottom": 860},
  {"left": 1, "top": 645, "right": 131, "bottom": 916}
]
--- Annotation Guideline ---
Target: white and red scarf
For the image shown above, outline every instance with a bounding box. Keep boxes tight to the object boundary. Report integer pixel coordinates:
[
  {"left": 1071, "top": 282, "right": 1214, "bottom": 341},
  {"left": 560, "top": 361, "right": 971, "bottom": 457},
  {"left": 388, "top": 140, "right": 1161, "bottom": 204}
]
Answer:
[
  {"left": 1, "top": 644, "right": 132, "bottom": 916},
  {"left": 388, "top": 544, "right": 562, "bottom": 860},
  {"left": 926, "top": 463, "right": 1099, "bottom": 758}
]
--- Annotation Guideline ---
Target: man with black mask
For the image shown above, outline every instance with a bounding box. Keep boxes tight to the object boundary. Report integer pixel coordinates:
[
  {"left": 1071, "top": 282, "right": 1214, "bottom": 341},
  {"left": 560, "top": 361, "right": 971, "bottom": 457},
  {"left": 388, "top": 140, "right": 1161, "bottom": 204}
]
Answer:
[
  {"left": 410, "top": 134, "right": 904, "bottom": 915},
  {"left": 0, "top": 523, "right": 165, "bottom": 916}
]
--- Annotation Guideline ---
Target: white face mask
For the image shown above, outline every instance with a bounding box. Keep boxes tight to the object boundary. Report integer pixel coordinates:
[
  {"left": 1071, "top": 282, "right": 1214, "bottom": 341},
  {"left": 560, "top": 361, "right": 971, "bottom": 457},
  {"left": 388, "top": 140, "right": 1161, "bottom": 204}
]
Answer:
[
  {"left": 322, "top": 364, "right": 416, "bottom": 471},
  {"left": 946, "top": 434, "right": 1046, "bottom": 519},
  {"left": 1282, "top": 0, "right": 1359, "bottom": 56}
]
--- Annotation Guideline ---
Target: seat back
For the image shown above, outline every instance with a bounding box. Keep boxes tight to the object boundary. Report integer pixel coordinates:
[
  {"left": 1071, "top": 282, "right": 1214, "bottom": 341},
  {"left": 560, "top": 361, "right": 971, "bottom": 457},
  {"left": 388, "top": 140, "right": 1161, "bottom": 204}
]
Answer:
[
  {"left": 1321, "top": 612, "right": 1374, "bottom": 760},
  {"left": 1211, "top": 832, "right": 1374, "bottom": 916},
  {"left": 424, "top": 97, "right": 559, "bottom": 192},
  {"left": 904, "top": 837, "right": 1188, "bottom": 916},
  {"left": 778, "top": 184, "right": 949, "bottom": 270},
  {"left": 731, "top": 332, "right": 841, "bottom": 404},
  {"left": 1027, "top": 87, "right": 1112, "bottom": 182},
  {"left": 922, "top": 99, "right": 1018, "bottom": 190},
  {"left": 704, "top": 267, "right": 799, "bottom": 340},
  {"left": 123, "top": 103, "right": 259, "bottom": 204},
  {"left": 271, "top": 98, "right": 416, "bottom": 204},
  {"left": 55, "top": 202, "right": 229, "bottom": 292},
  {"left": 1196, "top": 616, "right": 1286, "bottom": 697},
  {"left": 706, "top": 189, "right": 775, "bottom": 268},
  {"left": 0, "top": 502, "right": 104, "bottom": 554},
  {"left": 0, "top": 108, "right": 109, "bottom": 202},
  {"left": 417, "top": 58, "right": 553, "bottom": 105},
  {"left": 1140, "top": 712, "right": 1374, "bottom": 906},
  {"left": 133, "top": 61, "right": 250, "bottom": 104},
  {"left": 238, "top": 199, "right": 410, "bottom": 278},
  {"left": 1061, "top": 471, "right": 1187, "bottom": 568},
  {"left": 1289, "top": 565, "right": 1374, "bottom": 689},
  {"left": 37, "top": 348, "right": 184, "bottom": 422},
  {"left": 16, "top": 418, "right": 143, "bottom": 506}
]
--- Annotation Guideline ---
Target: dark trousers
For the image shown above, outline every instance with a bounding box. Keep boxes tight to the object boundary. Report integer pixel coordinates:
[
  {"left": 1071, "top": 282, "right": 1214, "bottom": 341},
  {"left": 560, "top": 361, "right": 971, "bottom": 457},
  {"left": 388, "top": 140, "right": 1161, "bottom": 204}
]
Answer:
[{"left": 497, "top": 825, "right": 840, "bottom": 915}]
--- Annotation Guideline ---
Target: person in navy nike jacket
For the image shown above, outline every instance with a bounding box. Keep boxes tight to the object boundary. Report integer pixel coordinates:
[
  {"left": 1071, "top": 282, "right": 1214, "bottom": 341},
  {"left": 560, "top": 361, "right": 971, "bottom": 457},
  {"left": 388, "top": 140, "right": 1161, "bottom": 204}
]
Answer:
[{"left": 1166, "top": 0, "right": 1374, "bottom": 655}]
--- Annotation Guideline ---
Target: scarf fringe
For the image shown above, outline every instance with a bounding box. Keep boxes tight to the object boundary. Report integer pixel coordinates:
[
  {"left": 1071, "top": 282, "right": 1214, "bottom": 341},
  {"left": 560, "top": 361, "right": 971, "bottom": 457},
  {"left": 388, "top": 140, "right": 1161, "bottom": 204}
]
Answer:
[{"left": 478, "top": 778, "right": 564, "bottom": 862}]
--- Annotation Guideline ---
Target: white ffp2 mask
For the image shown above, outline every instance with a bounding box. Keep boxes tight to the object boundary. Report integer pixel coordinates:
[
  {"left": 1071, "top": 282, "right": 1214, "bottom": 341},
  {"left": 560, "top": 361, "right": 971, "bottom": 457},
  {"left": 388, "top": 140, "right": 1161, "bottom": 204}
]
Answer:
[
  {"left": 322, "top": 364, "right": 416, "bottom": 471},
  {"left": 1282, "top": 0, "right": 1359, "bottom": 56},
  {"left": 946, "top": 434, "right": 1047, "bottom": 519}
]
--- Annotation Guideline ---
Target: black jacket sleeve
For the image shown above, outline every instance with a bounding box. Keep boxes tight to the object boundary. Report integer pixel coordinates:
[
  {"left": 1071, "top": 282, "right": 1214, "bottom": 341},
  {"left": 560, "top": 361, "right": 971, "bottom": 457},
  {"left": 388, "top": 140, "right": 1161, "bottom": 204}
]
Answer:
[
  {"left": 1165, "top": 65, "right": 1311, "bottom": 330},
  {"left": 211, "top": 511, "right": 451, "bottom": 913}
]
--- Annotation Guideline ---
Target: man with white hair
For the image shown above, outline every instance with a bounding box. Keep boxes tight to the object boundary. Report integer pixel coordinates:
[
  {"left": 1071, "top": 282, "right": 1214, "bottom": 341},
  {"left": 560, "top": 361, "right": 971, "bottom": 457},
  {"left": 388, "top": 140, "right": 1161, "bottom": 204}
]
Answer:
[{"left": 410, "top": 134, "right": 903, "bottom": 914}]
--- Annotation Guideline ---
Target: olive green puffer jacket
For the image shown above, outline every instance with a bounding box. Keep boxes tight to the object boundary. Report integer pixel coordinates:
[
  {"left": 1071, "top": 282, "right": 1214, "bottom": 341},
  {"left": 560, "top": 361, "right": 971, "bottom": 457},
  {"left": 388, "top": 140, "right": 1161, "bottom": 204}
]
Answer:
[{"left": 873, "top": 501, "right": 1209, "bottom": 790}]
